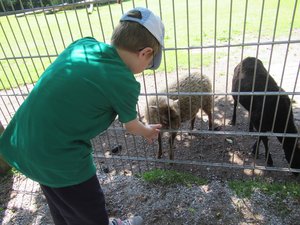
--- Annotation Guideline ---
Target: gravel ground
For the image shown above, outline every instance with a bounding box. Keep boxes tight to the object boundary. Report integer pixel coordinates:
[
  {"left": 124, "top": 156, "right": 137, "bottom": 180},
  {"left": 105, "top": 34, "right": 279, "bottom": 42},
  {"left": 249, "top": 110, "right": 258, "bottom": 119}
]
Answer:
[
  {"left": 102, "top": 173, "right": 300, "bottom": 225},
  {"left": 1, "top": 171, "right": 300, "bottom": 225}
]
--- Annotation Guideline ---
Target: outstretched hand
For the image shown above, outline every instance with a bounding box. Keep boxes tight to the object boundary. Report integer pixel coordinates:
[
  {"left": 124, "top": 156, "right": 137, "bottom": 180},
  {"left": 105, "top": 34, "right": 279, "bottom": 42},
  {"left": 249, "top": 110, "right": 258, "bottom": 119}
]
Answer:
[
  {"left": 145, "top": 124, "right": 162, "bottom": 144},
  {"left": 124, "top": 119, "right": 161, "bottom": 144}
]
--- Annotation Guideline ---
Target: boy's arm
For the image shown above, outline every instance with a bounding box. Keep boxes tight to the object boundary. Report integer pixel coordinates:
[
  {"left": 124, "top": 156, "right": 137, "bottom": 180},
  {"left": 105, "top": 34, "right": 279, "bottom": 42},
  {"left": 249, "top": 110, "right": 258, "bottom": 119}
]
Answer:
[{"left": 124, "top": 119, "right": 161, "bottom": 144}]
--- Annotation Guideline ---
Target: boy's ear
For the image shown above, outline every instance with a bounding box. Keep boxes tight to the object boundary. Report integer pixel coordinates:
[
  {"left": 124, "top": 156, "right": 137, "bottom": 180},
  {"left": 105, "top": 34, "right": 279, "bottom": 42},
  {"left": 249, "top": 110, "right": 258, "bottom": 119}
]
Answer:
[{"left": 139, "top": 47, "right": 153, "bottom": 57}]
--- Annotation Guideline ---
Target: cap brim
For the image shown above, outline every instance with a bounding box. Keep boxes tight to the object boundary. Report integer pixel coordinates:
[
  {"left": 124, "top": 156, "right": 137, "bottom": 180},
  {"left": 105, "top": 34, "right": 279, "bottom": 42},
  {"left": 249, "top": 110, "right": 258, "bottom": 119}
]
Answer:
[{"left": 148, "top": 48, "right": 162, "bottom": 70}]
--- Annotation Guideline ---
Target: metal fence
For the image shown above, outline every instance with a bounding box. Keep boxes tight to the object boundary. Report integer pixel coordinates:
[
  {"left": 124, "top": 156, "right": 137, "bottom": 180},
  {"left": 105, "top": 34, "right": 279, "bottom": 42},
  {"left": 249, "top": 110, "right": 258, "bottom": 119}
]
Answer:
[
  {"left": 1, "top": 0, "right": 300, "bottom": 224},
  {"left": 1, "top": 0, "right": 300, "bottom": 177}
]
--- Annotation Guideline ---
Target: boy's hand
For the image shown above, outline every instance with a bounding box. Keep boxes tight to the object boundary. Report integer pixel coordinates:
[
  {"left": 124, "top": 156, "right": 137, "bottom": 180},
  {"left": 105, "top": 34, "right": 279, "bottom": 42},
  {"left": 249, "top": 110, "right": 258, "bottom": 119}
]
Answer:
[
  {"left": 145, "top": 124, "right": 161, "bottom": 144},
  {"left": 124, "top": 119, "right": 161, "bottom": 144}
]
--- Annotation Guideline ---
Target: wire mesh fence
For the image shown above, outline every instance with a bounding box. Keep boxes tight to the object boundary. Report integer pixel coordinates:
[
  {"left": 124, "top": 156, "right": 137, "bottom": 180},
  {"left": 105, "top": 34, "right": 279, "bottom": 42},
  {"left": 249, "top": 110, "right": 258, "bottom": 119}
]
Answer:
[
  {"left": 1, "top": 0, "right": 300, "bottom": 174},
  {"left": 0, "top": 0, "right": 300, "bottom": 223}
]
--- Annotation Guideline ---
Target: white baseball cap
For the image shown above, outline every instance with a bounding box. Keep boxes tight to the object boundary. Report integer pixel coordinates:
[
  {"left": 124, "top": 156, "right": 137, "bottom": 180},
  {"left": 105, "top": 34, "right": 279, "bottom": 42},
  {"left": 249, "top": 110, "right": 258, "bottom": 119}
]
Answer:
[{"left": 120, "top": 7, "right": 165, "bottom": 70}]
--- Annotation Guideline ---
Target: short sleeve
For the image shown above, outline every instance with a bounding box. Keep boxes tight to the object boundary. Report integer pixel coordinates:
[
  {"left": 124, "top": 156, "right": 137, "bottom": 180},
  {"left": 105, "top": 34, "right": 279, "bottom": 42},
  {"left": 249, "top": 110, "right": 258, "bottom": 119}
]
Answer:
[{"left": 107, "top": 71, "right": 141, "bottom": 123}]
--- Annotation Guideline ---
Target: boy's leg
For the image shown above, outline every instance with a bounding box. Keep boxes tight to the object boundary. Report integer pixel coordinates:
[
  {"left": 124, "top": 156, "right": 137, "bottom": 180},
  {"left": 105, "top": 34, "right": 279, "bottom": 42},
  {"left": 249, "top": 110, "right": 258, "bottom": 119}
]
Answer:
[
  {"left": 40, "top": 174, "right": 109, "bottom": 225},
  {"left": 40, "top": 185, "right": 68, "bottom": 225}
]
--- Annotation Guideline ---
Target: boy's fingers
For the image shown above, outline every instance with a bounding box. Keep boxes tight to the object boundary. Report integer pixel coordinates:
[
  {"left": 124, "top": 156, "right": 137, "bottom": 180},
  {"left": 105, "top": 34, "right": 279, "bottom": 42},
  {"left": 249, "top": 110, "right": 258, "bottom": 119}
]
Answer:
[{"left": 152, "top": 124, "right": 162, "bottom": 129}]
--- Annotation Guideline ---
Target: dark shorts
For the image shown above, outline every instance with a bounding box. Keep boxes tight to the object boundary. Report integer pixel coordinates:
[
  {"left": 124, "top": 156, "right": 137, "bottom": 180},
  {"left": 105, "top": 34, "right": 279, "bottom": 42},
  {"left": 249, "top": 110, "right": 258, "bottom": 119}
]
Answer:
[{"left": 40, "top": 175, "right": 109, "bottom": 225}]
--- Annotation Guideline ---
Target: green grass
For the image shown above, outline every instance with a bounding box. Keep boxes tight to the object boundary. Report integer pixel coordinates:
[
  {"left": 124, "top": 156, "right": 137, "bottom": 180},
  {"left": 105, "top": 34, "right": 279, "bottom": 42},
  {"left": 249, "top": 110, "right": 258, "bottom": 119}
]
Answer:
[
  {"left": 229, "top": 179, "right": 300, "bottom": 215},
  {"left": 140, "top": 168, "right": 207, "bottom": 187},
  {"left": 0, "top": 0, "right": 299, "bottom": 90},
  {"left": 229, "top": 179, "right": 300, "bottom": 199}
]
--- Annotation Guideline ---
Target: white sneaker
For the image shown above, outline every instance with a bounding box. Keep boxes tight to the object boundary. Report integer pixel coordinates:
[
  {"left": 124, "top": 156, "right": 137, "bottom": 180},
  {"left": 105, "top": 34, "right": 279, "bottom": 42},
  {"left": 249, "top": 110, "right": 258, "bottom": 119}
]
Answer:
[{"left": 110, "top": 216, "right": 143, "bottom": 225}]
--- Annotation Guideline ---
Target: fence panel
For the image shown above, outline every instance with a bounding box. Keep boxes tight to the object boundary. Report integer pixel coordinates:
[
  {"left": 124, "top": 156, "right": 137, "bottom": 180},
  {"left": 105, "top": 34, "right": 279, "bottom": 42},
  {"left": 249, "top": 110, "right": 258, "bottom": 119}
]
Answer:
[{"left": 0, "top": 0, "right": 300, "bottom": 224}]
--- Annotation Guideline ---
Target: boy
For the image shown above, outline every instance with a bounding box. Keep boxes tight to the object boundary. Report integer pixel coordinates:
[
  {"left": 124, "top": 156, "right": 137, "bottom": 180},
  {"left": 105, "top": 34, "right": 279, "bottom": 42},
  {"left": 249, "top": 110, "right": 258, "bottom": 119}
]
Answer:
[{"left": 0, "top": 7, "right": 164, "bottom": 225}]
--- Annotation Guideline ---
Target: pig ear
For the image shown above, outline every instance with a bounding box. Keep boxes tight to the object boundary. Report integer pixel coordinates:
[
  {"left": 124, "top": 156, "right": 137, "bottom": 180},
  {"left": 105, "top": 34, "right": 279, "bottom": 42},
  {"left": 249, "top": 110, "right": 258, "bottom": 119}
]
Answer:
[
  {"left": 174, "top": 99, "right": 179, "bottom": 104},
  {"left": 150, "top": 105, "right": 158, "bottom": 109}
]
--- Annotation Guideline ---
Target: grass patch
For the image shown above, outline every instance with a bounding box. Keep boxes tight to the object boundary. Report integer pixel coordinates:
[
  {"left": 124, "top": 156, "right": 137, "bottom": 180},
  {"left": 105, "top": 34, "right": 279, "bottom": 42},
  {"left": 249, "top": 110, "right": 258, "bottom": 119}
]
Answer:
[
  {"left": 229, "top": 179, "right": 300, "bottom": 199},
  {"left": 140, "top": 168, "right": 207, "bottom": 187},
  {"left": 229, "top": 179, "right": 300, "bottom": 216}
]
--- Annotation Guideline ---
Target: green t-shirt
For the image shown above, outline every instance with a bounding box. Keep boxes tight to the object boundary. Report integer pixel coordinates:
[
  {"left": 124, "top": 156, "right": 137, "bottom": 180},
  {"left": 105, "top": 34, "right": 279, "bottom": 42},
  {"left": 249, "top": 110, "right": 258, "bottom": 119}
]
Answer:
[{"left": 0, "top": 37, "right": 140, "bottom": 187}]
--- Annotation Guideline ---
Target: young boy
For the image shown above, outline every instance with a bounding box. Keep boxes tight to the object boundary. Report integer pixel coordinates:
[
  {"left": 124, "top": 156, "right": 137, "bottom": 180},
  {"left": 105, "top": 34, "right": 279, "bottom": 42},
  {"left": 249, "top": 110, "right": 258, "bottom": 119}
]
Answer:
[{"left": 0, "top": 7, "right": 164, "bottom": 225}]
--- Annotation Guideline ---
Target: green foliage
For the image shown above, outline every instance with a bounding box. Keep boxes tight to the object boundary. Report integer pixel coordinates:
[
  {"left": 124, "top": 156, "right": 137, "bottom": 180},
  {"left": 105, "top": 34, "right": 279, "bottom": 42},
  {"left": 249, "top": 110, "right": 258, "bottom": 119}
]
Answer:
[
  {"left": 0, "top": 0, "right": 83, "bottom": 12},
  {"left": 10, "top": 167, "right": 19, "bottom": 175},
  {"left": 141, "top": 169, "right": 207, "bottom": 187},
  {"left": 1, "top": 0, "right": 18, "bottom": 11}
]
